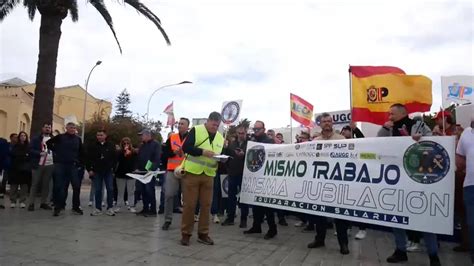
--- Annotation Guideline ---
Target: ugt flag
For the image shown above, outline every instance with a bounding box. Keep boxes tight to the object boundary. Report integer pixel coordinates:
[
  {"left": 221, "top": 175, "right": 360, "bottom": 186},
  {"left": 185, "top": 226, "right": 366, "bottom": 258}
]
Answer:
[{"left": 290, "top": 93, "right": 313, "bottom": 127}]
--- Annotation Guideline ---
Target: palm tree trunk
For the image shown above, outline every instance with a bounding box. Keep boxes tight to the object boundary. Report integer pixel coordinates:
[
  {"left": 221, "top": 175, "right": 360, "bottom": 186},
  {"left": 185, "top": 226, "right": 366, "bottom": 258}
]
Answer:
[{"left": 30, "top": 14, "right": 63, "bottom": 135}]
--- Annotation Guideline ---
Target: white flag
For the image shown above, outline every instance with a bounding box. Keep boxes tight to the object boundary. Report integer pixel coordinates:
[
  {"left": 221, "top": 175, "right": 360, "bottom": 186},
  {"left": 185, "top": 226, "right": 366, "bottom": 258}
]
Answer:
[
  {"left": 441, "top": 75, "right": 473, "bottom": 107},
  {"left": 221, "top": 100, "right": 243, "bottom": 126}
]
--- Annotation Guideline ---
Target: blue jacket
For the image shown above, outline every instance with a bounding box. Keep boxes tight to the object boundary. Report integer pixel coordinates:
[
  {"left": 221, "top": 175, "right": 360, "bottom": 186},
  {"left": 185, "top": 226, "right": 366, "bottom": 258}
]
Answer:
[
  {"left": 136, "top": 140, "right": 161, "bottom": 171},
  {"left": 46, "top": 133, "right": 84, "bottom": 165}
]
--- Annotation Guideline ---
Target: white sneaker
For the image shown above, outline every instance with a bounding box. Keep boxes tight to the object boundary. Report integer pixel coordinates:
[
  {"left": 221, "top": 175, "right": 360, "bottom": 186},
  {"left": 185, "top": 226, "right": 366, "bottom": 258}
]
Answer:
[
  {"left": 407, "top": 242, "right": 422, "bottom": 252},
  {"left": 355, "top": 230, "right": 367, "bottom": 240},
  {"left": 114, "top": 207, "right": 121, "bottom": 213},
  {"left": 88, "top": 201, "right": 93, "bottom": 207},
  {"left": 90, "top": 209, "right": 102, "bottom": 216},
  {"left": 129, "top": 207, "right": 137, "bottom": 213},
  {"left": 213, "top": 215, "right": 220, "bottom": 224},
  {"left": 194, "top": 214, "right": 199, "bottom": 222},
  {"left": 10, "top": 203, "right": 16, "bottom": 208},
  {"left": 294, "top": 221, "right": 305, "bottom": 227},
  {"left": 406, "top": 241, "right": 413, "bottom": 249},
  {"left": 106, "top": 208, "right": 116, "bottom": 216},
  {"left": 20, "top": 203, "right": 26, "bottom": 208},
  {"left": 125, "top": 201, "right": 129, "bottom": 206}
]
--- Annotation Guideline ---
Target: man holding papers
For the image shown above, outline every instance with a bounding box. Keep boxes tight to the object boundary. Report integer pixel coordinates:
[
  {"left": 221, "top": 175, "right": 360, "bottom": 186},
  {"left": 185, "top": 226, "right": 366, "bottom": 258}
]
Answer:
[{"left": 180, "top": 112, "right": 225, "bottom": 246}]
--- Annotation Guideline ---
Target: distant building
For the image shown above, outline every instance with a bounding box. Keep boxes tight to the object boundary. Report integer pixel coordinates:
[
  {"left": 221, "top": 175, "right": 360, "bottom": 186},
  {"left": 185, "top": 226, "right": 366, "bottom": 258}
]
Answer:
[{"left": 0, "top": 77, "right": 112, "bottom": 138}]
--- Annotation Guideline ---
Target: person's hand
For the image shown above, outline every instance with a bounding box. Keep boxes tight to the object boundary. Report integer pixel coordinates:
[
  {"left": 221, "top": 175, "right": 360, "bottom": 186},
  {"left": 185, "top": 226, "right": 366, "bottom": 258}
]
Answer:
[
  {"left": 383, "top": 121, "right": 393, "bottom": 129},
  {"left": 88, "top": 171, "right": 94, "bottom": 177},
  {"left": 412, "top": 133, "right": 422, "bottom": 142},
  {"left": 235, "top": 150, "right": 245, "bottom": 157},
  {"left": 203, "top": 150, "right": 215, "bottom": 158}
]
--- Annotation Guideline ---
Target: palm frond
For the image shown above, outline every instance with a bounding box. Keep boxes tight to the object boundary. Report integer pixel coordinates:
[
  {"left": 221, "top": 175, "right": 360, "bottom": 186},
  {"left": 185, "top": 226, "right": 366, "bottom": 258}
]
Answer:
[
  {"left": 67, "top": 0, "right": 78, "bottom": 22},
  {"left": 89, "top": 0, "right": 123, "bottom": 53},
  {"left": 22, "top": 0, "right": 36, "bottom": 20},
  {"left": 0, "top": 0, "right": 20, "bottom": 21},
  {"left": 123, "top": 0, "right": 170, "bottom": 45}
]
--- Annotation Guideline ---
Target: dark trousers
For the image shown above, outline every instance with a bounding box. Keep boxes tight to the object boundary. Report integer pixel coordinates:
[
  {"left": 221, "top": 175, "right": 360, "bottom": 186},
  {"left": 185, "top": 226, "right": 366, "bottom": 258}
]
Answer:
[
  {"left": 139, "top": 177, "right": 156, "bottom": 213},
  {"left": 314, "top": 216, "right": 349, "bottom": 247},
  {"left": 252, "top": 205, "right": 277, "bottom": 232},
  {"left": 94, "top": 171, "right": 114, "bottom": 210},
  {"left": 226, "top": 175, "right": 249, "bottom": 221},
  {"left": 0, "top": 170, "right": 8, "bottom": 194},
  {"left": 53, "top": 164, "right": 81, "bottom": 210}
]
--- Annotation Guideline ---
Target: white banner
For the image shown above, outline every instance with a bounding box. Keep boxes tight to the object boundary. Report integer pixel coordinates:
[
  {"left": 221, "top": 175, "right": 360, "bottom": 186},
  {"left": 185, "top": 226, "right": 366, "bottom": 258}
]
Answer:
[
  {"left": 240, "top": 137, "right": 455, "bottom": 235},
  {"left": 221, "top": 100, "right": 243, "bottom": 126},
  {"left": 441, "top": 75, "right": 473, "bottom": 107}
]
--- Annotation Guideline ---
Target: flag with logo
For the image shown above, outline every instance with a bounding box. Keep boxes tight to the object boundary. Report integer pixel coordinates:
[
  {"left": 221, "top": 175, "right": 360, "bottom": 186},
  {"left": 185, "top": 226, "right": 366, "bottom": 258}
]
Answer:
[
  {"left": 163, "top": 102, "right": 175, "bottom": 126},
  {"left": 221, "top": 100, "right": 243, "bottom": 126},
  {"left": 441, "top": 75, "right": 473, "bottom": 107},
  {"left": 290, "top": 93, "right": 314, "bottom": 127},
  {"left": 350, "top": 66, "right": 432, "bottom": 125}
]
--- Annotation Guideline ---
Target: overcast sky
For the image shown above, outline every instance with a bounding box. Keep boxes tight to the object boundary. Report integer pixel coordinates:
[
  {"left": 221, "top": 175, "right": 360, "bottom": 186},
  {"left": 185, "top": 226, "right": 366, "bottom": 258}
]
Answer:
[{"left": 0, "top": 0, "right": 472, "bottom": 128}]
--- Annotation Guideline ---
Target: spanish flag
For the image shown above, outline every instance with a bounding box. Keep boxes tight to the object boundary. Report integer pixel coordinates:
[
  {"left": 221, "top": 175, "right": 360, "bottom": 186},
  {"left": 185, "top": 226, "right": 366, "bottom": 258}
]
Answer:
[
  {"left": 350, "top": 66, "right": 432, "bottom": 125},
  {"left": 290, "top": 93, "right": 314, "bottom": 127}
]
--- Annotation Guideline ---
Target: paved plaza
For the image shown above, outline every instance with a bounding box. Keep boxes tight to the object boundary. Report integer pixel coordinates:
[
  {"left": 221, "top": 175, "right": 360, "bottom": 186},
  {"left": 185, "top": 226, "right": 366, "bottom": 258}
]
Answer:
[{"left": 0, "top": 185, "right": 471, "bottom": 266}]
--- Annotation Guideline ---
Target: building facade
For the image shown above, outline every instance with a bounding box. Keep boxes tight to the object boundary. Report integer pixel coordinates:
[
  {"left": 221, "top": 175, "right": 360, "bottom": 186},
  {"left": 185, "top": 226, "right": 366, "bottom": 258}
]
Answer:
[{"left": 0, "top": 78, "right": 112, "bottom": 139}]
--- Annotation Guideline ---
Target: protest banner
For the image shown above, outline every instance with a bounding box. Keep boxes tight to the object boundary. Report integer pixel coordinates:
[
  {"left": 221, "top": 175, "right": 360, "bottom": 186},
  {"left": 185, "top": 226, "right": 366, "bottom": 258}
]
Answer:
[{"left": 240, "top": 137, "right": 455, "bottom": 235}]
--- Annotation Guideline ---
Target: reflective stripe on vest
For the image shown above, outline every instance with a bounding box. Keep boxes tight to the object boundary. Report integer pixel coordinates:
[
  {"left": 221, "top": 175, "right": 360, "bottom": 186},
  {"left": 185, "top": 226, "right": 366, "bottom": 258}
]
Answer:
[
  {"left": 167, "top": 133, "right": 185, "bottom": 170},
  {"left": 183, "top": 125, "right": 224, "bottom": 177}
]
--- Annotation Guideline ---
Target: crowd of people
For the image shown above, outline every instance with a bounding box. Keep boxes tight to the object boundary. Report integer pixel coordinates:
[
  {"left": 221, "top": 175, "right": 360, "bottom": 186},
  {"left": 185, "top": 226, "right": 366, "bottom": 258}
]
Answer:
[{"left": 0, "top": 105, "right": 473, "bottom": 266}]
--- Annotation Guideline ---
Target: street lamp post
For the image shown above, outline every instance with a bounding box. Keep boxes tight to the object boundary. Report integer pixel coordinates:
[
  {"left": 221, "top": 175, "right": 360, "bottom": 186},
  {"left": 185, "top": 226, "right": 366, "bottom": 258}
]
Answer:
[
  {"left": 146, "top": 81, "right": 192, "bottom": 122},
  {"left": 81, "top": 60, "right": 102, "bottom": 140}
]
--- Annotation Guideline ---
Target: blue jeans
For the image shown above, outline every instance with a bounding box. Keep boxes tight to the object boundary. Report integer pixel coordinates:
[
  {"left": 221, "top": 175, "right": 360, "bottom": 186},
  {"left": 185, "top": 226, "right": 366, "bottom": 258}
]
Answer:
[
  {"left": 139, "top": 177, "right": 156, "bottom": 213},
  {"left": 53, "top": 164, "right": 81, "bottom": 210},
  {"left": 226, "top": 175, "right": 249, "bottom": 221},
  {"left": 393, "top": 228, "right": 438, "bottom": 255},
  {"left": 94, "top": 171, "right": 114, "bottom": 210},
  {"left": 464, "top": 185, "right": 474, "bottom": 263}
]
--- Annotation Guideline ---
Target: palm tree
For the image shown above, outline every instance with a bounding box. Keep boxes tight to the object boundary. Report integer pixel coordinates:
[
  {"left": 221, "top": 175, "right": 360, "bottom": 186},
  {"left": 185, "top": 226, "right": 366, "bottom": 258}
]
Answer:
[{"left": 0, "top": 0, "right": 170, "bottom": 135}]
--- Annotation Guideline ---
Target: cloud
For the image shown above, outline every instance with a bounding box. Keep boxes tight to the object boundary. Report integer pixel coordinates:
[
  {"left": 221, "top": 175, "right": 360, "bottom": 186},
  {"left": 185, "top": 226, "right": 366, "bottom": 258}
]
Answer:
[{"left": 1, "top": 0, "right": 473, "bottom": 129}]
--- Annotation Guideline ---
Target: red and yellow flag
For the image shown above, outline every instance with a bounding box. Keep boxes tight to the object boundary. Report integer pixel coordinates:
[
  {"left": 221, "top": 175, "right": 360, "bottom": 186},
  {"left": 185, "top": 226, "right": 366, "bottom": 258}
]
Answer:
[
  {"left": 290, "top": 93, "right": 314, "bottom": 127},
  {"left": 350, "top": 66, "right": 432, "bottom": 125}
]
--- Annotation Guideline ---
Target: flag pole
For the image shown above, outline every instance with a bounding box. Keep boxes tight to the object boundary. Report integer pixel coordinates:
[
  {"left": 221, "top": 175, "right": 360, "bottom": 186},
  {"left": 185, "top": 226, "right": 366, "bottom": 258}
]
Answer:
[
  {"left": 349, "top": 65, "right": 354, "bottom": 137},
  {"left": 290, "top": 93, "right": 293, "bottom": 144},
  {"left": 441, "top": 106, "right": 446, "bottom": 135}
]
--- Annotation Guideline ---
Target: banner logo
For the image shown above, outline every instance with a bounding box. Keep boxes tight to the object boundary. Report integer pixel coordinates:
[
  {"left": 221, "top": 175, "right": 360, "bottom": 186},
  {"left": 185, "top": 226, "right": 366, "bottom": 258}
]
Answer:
[
  {"left": 222, "top": 101, "right": 241, "bottom": 124},
  {"left": 246, "top": 145, "right": 266, "bottom": 172},
  {"left": 403, "top": 141, "right": 450, "bottom": 184}
]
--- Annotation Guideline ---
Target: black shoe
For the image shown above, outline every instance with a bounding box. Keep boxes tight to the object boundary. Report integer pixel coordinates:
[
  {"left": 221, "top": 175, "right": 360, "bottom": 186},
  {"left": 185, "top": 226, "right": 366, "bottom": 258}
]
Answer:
[
  {"left": 453, "top": 245, "right": 468, "bottom": 252},
  {"left": 144, "top": 212, "right": 157, "bottom": 217},
  {"left": 429, "top": 255, "right": 441, "bottom": 266},
  {"left": 158, "top": 208, "right": 164, "bottom": 214},
  {"left": 136, "top": 210, "right": 146, "bottom": 216},
  {"left": 340, "top": 244, "right": 350, "bottom": 255},
  {"left": 244, "top": 227, "right": 262, "bottom": 234},
  {"left": 302, "top": 225, "right": 315, "bottom": 232},
  {"left": 40, "top": 203, "right": 52, "bottom": 210},
  {"left": 307, "top": 240, "right": 325, "bottom": 249},
  {"left": 221, "top": 219, "right": 235, "bottom": 226},
  {"left": 162, "top": 222, "right": 171, "bottom": 230},
  {"left": 173, "top": 209, "right": 182, "bottom": 214},
  {"left": 53, "top": 208, "right": 60, "bottom": 216},
  {"left": 278, "top": 218, "right": 288, "bottom": 226},
  {"left": 28, "top": 204, "right": 34, "bottom": 211},
  {"left": 72, "top": 208, "right": 84, "bottom": 215},
  {"left": 264, "top": 230, "right": 277, "bottom": 240},
  {"left": 239, "top": 219, "right": 248, "bottom": 228},
  {"left": 386, "top": 249, "right": 408, "bottom": 263},
  {"left": 0, "top": 205, "right": 5, "bottom": 209}
]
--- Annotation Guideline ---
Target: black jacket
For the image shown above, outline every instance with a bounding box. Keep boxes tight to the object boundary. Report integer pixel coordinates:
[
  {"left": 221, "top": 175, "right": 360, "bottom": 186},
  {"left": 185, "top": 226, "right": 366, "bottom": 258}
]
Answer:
[
  {"left": 85, "top": 141, "right": 117, "bottom": 174},
  {"left": 136, "top": 140, "right": 161, "bottom": 171},
  {"left": 251, "top": 133, "right": 275, "bottom": 144},
  {"left": 46, "top": 133, "right": 83, "bottom": 165},
  {"left": 225, "top": 139, "right": 248, "bottom": 177},
  {"left": 115, "top": 151, "right": 137, "bottom": 179}
]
